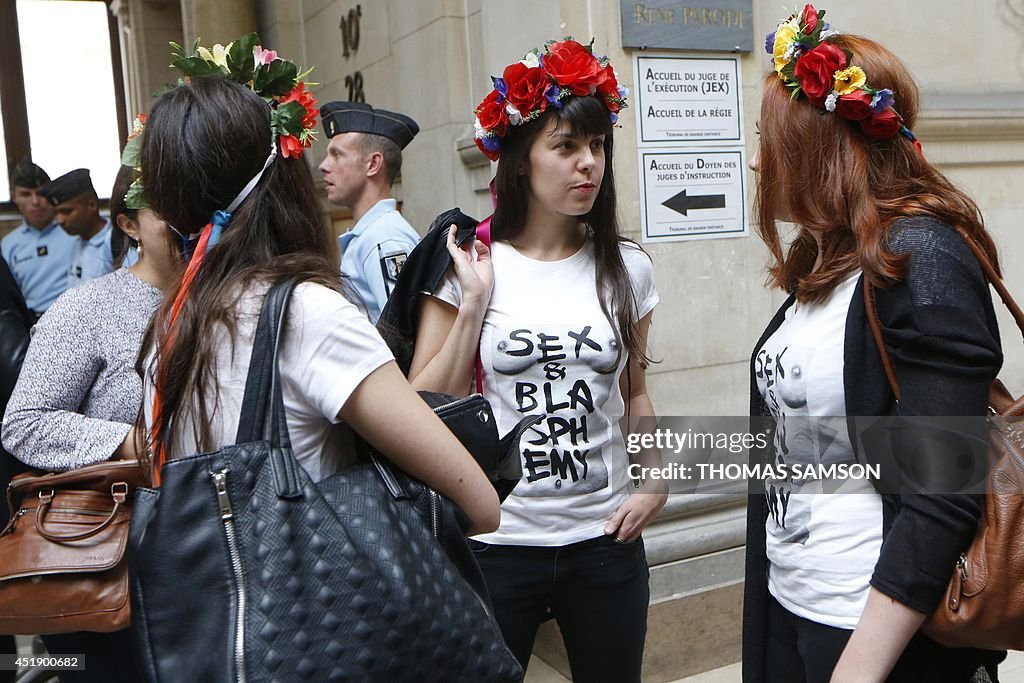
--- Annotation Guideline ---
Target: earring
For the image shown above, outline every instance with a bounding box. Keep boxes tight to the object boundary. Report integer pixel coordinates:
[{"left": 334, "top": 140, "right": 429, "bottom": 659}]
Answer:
[{"left": 137, "top": 240, "right": 143, "bottom": 256}]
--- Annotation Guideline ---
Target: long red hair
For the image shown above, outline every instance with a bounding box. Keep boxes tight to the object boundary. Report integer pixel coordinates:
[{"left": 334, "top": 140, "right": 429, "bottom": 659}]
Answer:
[{"left": 754, "top": 34, "right": 999, "bottom": 301}]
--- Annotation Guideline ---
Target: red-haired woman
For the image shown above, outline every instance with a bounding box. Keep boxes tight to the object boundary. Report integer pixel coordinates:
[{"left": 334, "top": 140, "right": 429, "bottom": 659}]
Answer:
[{"left": 745, "top": 7, "right": 1004, "bottom": 683}]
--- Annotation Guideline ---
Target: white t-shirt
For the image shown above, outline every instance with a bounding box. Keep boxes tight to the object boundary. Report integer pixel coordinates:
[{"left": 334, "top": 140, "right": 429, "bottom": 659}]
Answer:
[
  {"left": 145, "top": 282, "right": 395, "bottom": 482},
  {"left": 434, "top": 239, "right": 658, "bottom": 546},
  {"left": 755, "top": 271, "right": 883, "bottom": 629}
]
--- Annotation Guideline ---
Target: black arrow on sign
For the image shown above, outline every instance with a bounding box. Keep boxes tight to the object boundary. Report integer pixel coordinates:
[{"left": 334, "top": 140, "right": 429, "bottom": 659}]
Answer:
[{"left": 662, "top": 189, "right": 726, "bottom": 216}]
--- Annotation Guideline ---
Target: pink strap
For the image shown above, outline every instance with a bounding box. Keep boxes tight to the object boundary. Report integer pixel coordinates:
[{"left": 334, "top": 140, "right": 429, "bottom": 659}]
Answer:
[{"left": 473, "top": 181, "right": 496, "bottom": 394}]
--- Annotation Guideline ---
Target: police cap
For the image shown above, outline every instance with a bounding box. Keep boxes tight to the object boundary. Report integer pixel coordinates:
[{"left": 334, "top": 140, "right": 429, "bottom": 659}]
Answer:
[{"left": 320, "top": 101, "right": 419, "bottom": 149}]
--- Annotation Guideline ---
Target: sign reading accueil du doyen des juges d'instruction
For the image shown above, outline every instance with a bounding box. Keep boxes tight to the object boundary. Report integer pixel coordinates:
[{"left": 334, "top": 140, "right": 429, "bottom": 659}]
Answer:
[
  {"left": 633, "top": 53, "right": 746, "bottom": 242},
  {"left": 639, "top": 149, "right": 746, "bottom": 241}
]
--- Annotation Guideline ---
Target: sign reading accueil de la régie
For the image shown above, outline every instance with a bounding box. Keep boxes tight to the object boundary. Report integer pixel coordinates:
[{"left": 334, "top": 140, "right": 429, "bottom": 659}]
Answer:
[
  {"left": 639, "top": 149, "right": 747, "bottom": 242},
  {"left": 634, "top": 55, "right": 742, "bottom": 144}
]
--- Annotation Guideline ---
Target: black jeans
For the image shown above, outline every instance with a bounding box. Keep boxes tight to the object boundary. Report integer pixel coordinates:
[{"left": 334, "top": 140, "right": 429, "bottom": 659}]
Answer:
[
  {"left": 470, "top": 534, "right": 650, "bottom": 683},
  {"left": 766, "top": 595, "right": 1003, "bottom": 683}
]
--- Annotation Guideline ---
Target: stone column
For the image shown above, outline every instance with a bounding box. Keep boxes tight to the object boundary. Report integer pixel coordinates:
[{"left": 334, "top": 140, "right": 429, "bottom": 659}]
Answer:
[{"left": 181, "top": 0, "right": 258, "bottom": 47}]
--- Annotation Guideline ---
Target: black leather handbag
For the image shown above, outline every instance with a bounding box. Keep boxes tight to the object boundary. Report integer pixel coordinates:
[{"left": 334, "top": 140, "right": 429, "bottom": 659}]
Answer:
[{"left": 128, "top": 278, "right": 524, "bottom": 682}]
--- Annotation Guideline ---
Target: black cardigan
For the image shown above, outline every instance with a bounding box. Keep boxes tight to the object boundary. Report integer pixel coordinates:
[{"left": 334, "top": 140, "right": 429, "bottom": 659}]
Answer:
[{"left": 742, "top": 217, "right": 1004, "bottom": 682}]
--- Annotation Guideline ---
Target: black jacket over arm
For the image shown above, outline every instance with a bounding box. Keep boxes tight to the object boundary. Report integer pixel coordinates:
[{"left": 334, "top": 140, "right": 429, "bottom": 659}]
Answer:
[{"left": 742, "top": 217, "right": 1004, "bottom": 682}]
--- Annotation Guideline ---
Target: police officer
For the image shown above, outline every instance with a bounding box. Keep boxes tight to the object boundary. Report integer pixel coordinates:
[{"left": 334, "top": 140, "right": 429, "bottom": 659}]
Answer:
[
  {"left": 319, "top": 101, "right": 421, "bottom": 323},
  {"left": 0, "top": 159, "right": 77, "bottom": 317},
  {"left": 40, "top": 168, "right": 114, "bottom": 289}
]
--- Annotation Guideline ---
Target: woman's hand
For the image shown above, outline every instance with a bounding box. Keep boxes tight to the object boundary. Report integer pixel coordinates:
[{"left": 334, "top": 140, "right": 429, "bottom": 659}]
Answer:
[
  {"left": 445, "top": 224, "right": 492, "bottom": 310},
  {"left": 604, "top": 485, "right": 667, "bottom": 542}
]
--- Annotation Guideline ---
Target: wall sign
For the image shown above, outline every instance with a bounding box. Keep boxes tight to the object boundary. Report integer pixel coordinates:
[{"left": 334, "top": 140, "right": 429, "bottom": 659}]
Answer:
[
  {"left": 620, "top": 0, "right": 754, "bottom": 52},
  {"left": 634, "top": 54, "right": 742, "bottom": 144},
  {"left": 638, "top": 148, "right": 747, "bottom": 242}
]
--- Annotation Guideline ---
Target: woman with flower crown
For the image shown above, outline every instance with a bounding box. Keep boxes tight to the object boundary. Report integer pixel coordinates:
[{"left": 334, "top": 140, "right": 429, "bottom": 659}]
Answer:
[
  {"left": 744, "top": 6, "right": 1004, "bottom": 682},
  {"left": 135, "top": 37, "right": 499, "bottom": 578},
  {"left": 409, "top": 39, "right": 665, "bottom": 681}
]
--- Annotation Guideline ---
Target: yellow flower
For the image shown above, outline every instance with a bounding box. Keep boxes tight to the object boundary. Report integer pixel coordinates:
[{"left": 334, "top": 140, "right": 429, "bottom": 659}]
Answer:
[
  {"left": 772, "top": 20, "right": 800, "bottom": 73},
  {"left": 833, "top": 66, "right": 867, "bottom": 95},
  {"left": 197, "top": 42, "right": 232, "bottom": 68}
]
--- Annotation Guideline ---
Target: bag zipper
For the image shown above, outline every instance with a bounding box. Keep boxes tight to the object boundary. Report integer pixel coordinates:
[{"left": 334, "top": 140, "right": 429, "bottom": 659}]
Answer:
[
  {"left": 430, "top": 393, "right": 484, "bottom": 417},
  {"left": 213, "top": 469, "right": 247, "bottom": 683}
]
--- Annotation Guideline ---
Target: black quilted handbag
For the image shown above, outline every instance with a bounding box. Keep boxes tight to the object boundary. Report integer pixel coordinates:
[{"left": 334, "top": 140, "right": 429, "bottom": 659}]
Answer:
[{"left": 128, "top": 278, "right": 524, "bottom": 682}]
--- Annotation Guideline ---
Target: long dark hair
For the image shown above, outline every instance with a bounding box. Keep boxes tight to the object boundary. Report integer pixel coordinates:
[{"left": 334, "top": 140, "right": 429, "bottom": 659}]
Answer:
[
  {"left": 492, "top": 95, "right": 650, "bottom": 365},
  {"left": 140, "top": 76, "right": 341, "bottom": 453},
  {"left": 109, "top": 165, "right": 139, "bottom": 268},
  {"left": 755, "top": 34, "right": 998, "bottom": 302}
]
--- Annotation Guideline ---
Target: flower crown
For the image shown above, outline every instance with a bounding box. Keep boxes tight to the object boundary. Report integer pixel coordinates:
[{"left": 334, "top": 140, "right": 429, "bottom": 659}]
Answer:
[
  {"left": 122, "top": 33, "right": 318, "bottom": 211},
  {"left": 473, "top": 38, "right": 628, "bottom": 161},
  {"left": 171, "top": 34, "right": 318, "bottom": 157},
  {"left": 767, "top": 5, "right": 920, "bottom": 148}
]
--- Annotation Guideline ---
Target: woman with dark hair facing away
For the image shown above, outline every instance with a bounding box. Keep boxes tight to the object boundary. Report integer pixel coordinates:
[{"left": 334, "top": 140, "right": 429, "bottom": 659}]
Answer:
[
  {"left": 137, "top": 43, "right": 497, "bottom": 556},
  {"left": 1, "top": 118, "right": 186, "bottom": 682},
  {"left": 409, "top": 40, "right": 664, "bottom": 681},
  {"left": 744, "top": 6, "right": 1004, "bottom": 682},
  {"left": 109, "top": 157, "right": 144, "bottom": 269}
]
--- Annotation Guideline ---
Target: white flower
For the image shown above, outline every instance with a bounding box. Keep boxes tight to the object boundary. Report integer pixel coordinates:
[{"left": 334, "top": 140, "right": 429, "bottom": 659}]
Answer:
[
  {"left": 520, "top": 52, "right": 540, "bottom": 69},
  {"left": 474, "top": 116, "right": 486, "bottom": 138},
  {"left": 198, "top": 43, "right": 232, "bottom": 68},
  {"left": 825, "top": 91, "right": 838, "bottom": 112},
  {"left": 506, "top": 102, "right": 523, "bottom": 126},
  {"left": 819, "top": 28, "right": 839, "bottom": 39}
]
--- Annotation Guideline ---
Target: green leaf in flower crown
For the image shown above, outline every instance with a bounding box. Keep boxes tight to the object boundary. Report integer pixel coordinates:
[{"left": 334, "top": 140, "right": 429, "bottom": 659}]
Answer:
[
  {"left": 124, "top": 178, "right": 148, "bottom": 211},
  {"left": 253, "top": 59, "right": 298, "bottom": 97},
  {"left": 271, "top": 100, "right": 306, "bottom": 137},
  {"left": 781, "top": 60, "right": 797, "bottom": 83},
  {"left": 172, "top": 56, "right": 228, "bottom": 78},
  {"left": 227, "top": 33, "right": 259, "bottom": 83},
  {"left": 120, "top": 135, "right": 142, "bottom": 168}
]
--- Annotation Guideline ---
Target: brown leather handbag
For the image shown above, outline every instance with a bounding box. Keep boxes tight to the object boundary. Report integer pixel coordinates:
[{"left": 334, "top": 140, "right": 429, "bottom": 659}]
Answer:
[
  {"left": 0, "top": 459, "right": 146, "bottom": 634},
  {"left": 866, "top": 231, "right": 1024, "bottom": 650}
]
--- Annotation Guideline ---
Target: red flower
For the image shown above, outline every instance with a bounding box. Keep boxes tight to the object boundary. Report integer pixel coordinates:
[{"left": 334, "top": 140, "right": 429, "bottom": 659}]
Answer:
[
  {"left": 860, "top": 107, "right": 902, "bottom": 139},
  {"left": 282, "top": 82, "right": 319, "bottom": 130},
  {"left": 279, "top": 134, "right": 303, "bottom": 158},
  {"left": 802, "top": 4, "right": 819, "bottom": 33},
  {"left": 502, "top": 62, "right": 550, "bottom": 115},
  {"left": 476, "top": 89, "right": 509, "bottom": 135},
  {"left": 595, "top": 64, "right": 622, "bottom": 113},
  {"left": 835, "top": 91, "right": 873, "bottom": 121},
  {"left": 794, "top": 42, "right": 847, "bottom": 103},
  {"left": 544, "top": 40, "right": 606, "bottom": 95}
]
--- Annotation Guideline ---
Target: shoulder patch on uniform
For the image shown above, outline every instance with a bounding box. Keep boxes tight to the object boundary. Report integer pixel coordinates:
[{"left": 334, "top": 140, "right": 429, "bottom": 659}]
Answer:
[{"left": 380, "top": 250, "right": 408, "bottom": 281}]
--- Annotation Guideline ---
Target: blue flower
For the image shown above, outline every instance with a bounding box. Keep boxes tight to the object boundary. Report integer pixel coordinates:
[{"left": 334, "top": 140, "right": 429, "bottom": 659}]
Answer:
[
  {"left": 545, "top": 84, "right": 562, "bottom": 108},
  {"left": 765, "top": 31, "right": 776, "bottom": 55},
  {"left": 481, "top": 135, "right": 501, "bottom": 152},
  {"left": 609, "top": 111, "right": 619, "bottom": 124},
  {"left": 870, "top": 88, "right": 894, "bottom": 113},
  {"left": 493, "top": 77, "right": 507, "bottom": 103}
]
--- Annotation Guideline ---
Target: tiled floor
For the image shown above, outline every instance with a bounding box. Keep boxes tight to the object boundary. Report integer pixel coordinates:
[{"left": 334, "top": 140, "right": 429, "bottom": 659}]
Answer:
[{"left": 526, "top": 650, "right": 1024, "bottom": 682}]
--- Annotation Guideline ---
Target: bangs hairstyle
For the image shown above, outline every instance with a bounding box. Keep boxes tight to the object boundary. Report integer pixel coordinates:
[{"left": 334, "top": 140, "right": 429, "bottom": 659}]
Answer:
[
  {"left": 755, "top": 33, "right": 999, "bottom": 301},
  {"left": 491, "top": 95, "right": 652, "bottom": 366},
  {"left": 139, "top": 76, "right": 342, "bottom": 454}
]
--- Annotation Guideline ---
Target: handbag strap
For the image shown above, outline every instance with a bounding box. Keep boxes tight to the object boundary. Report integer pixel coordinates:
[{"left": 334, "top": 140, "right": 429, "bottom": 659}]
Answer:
[
  {"left": 235, "top": 277, "right": 303, "bottom": 499},
  {"left": 864, "top": 227, "right": 1024, "bottom": 401}
]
